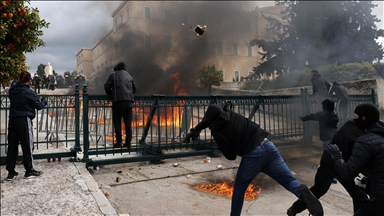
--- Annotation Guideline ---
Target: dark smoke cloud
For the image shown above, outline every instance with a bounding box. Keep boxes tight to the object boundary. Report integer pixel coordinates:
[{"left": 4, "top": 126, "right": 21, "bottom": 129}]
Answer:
[{"left": 90, "top": 1, "right": 257, "bottom": 95}]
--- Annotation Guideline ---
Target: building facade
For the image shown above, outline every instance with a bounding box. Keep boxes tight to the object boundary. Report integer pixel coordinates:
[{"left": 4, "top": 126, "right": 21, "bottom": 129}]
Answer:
[{"left": 76, "top": 1, "right": 285, "bottom": 85}]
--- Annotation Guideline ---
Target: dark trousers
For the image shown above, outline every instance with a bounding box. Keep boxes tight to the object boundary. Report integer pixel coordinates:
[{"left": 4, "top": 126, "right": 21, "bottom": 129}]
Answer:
[
  {"left": 112, "top": 101, "right": 133, "bottom": 144},
  {"left": 6, "top": 117, "right": 35, "bottom": 172},
  {"left": 290, "top": 163, "right": 368, "bottom": 213},
  {"left": 354, "top": 199, "right": 384, "bottom": 216},
  {"left": 34, "top": 84, "right": 40, "bottom": 94}
]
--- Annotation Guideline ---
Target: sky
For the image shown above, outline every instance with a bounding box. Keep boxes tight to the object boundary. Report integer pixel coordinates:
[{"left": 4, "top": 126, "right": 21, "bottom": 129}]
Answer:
[{"left": 25, "top": 1, "right": 384, "bottom": 76}]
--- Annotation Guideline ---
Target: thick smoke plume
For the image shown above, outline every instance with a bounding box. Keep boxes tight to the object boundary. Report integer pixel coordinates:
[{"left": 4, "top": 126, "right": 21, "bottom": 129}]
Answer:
[{"left": 90, "top": 1, "right": 256, "bottom": 95}]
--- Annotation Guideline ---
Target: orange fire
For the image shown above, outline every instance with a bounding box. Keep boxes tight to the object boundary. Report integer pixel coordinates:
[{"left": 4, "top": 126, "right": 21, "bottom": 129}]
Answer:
[
  {"left": 195, "top": 181, "right": 262, "bottom": 201},
  {"left": 90, "top": 117, "right": 108, "bottom": 124},
  {"left": 169, "top": 72, "right": 187, "bottom": 96}
]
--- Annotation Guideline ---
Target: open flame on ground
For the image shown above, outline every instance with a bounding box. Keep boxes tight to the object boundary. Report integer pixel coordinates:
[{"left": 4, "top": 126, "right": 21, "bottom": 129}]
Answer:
[{"left": 194, "top": 181, "right": 262, "bottom": 201}]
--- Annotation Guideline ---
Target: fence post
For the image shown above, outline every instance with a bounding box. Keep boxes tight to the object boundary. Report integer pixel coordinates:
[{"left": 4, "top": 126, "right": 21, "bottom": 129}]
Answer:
[
  {"left": 301, "top": 88, "right": 312, "bottom": 143},
  {"left": 71, "top": 83, "right": 82, "bottom": 153},
  {"left": 371, "top": 88, "right": 376, "bottom": 105},
  {"left": 82, "top": 84, "right": 90, "bottom": 162}
]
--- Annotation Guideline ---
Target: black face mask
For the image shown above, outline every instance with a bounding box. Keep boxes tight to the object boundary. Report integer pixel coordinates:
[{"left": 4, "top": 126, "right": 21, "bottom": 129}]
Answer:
[{"left": 354, "top": 117, "right": 369, "bottom": 131}]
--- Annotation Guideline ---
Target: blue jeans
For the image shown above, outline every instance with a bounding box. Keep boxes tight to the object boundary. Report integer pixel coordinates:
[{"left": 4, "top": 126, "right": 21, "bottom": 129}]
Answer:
[{"left": 230, "top": 140, "right": 302, "bottom": 216}]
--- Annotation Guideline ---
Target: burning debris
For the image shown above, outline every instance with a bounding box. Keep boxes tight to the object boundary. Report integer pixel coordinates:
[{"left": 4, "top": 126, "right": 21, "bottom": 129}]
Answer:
[{"left": 195, "top": 181, "right": 261, "bottom": 201}]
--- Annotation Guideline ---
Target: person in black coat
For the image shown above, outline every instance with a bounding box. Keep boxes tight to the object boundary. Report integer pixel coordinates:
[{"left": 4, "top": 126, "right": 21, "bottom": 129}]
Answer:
[
  {"left": 325, "top": 103, "right": 384, "bottom": 216},
  {"left": 328, "top": 81, "right": 349, "bottom": 122},
  {"left": 311, "top": 70, "right": 330, "bottom": 106},
  {"left": 184, "top": 103, "right": 323, "bottom": 216},
  {"left": 6, "top": 71, "right": 48, "bottom": 181},
  {"left": 104, "top": 62, "right": 137, "bottom": 149},
  {"left": 299, "top": 99, "right": 339, "bottom": 149},
  {"left": 287, "top": 120, "right": 368, "bottom": 215}
]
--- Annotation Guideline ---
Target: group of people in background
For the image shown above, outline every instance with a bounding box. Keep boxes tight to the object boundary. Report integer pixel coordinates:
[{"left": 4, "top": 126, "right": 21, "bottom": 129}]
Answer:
[{"left": 31, "top": 73, "right": 56, "bottom": 93}]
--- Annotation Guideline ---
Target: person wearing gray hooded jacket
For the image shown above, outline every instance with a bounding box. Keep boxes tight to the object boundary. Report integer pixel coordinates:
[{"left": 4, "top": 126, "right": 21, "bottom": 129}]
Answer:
[{"left": 104, "top": 62, "right": 137, "bottom": 149}]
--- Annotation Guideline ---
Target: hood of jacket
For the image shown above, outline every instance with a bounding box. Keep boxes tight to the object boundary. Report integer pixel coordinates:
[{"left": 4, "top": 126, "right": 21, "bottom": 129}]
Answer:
[
  {"left": 367, "top": 120, "right": 384, "bottom": 135},
  {"left": 9, "top": 82, "right": 29, "bottom": 95},
  {"left": 114, "top": 62, "right": 127, "bottom": 71}
]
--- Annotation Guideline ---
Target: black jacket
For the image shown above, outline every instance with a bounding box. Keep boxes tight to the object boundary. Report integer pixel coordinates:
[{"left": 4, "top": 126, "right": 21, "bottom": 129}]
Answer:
[
  {"left": 333, "top": 121, "right": 384, "bottom": 200},
  {"left": 104, "top": 62, "right": 136, "bottom": 103},
  {"left": 321, "top": 120, "right": 364, "bottom": 165},
  {"left": 8, "top": 82, "right": 47, "bottom": 119},
  {"left": 311, "top": 74, "right": 330, "bottom": 96},
  {"left": 300, "top": 111, "right": 339, "bottom": 141},
  {"left": 328, "top": 82, "right": 348, "bottom": 101},
  {"left": 194, "top": 104, "right": 269, "bottom": 160}
]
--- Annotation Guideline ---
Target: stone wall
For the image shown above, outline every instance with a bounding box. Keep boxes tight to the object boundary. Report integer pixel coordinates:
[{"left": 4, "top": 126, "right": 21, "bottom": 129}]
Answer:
[{"left": 212, "top": 78, "right": 384, "bottom": 109}]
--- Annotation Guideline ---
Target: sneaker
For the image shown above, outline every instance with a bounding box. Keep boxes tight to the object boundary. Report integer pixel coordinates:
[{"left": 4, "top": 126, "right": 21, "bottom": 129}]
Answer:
[
  {"left": 6, "top": 171, "right": 19, "bottom": 181},
  {"left": 298, "top": 184, "right": 323, "bottom": 216},
  {"left": 113, "top": 142, "right": 123, "bottom": 148},
  {"left": 24, "top": 169, "right": 43, "bottom": 179},
  {"left": 286, "top": 206, "right": 297, "bottom": 216}
]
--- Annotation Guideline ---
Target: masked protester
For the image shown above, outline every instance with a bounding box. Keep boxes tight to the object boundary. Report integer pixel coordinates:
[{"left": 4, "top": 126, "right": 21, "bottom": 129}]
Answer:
[
  {"left": 287, "top": 119, "right": 368, "bottom": 215},
  {"left": 184, "top": 103, "right": 324, "bottom": 216},
  {"left": 325, "top": 103, "right": 384, "bottom": 216},
  {"left": 6, "top": 71, "right": 48, "bottom": 181},
  {"left": 328, "top": 81, "right": 349, "bottom": 122}
]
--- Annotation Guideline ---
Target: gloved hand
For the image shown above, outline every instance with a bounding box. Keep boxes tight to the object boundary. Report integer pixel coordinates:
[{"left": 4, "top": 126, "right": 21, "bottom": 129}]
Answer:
[
  {"left": 324, "top": 144, "right": 342, "bottom": 163},
  {"left": 183, "top": 128, "right": 201, "bottom": 143},
  {"left": 354, "top": 176, "right": 368, "bottom": 189}
]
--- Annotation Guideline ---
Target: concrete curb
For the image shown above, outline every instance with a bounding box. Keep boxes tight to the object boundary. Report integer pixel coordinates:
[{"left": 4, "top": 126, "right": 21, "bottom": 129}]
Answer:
[{"left": 74, "top": 162, "right": 118, "bottom": 216}]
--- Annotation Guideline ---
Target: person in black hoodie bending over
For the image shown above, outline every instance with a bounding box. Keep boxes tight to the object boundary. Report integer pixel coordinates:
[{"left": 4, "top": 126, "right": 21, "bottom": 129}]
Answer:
[
  {"left": 184, "top": 103, "right": 323, "bottom": 216},
  {"left": 104, "top": 62, "right": 137, "bottom": 149},
  {"left": 325, "top": 103, "right": 384, "bottom": 216},
  {"left": 6, "top": 71, "right": 47, "bottom": 181}
]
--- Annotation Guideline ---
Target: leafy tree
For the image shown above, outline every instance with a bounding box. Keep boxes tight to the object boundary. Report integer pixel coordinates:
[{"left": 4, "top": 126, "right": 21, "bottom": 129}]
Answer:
[
  {"left": 0, "top": 0, "right": 49, "bottom": 83},
  {"left": 56, "top": 75, "right": 64, "bottom": 88},
  {"left": 250, "top": 1, "right": 384, "bottom": 78},
  {"left": 197, "top": 64, "right": 224, "bottom": 95},
  {"left": 373, "top": 61, "right": 384, "bottom": 78},
  {"left": 36, "top": 63, "right": 46, "bottom": 77}
]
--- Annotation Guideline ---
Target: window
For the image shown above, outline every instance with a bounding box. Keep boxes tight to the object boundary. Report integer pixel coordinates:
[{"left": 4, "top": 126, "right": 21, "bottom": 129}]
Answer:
[
  {"left": 217, "top": 42, "right": 223, "bottom": 54},
  {"left": 233, "top": 44, "right": 238, "bottom": 56},
  {"left": 145, "top": 35, "right": 151, "bottom": 48},
  {"left": 222, "top": 70, "right": 225, "bottom": 80},
  {"left": 234, "top": 71, "right": 239, "bottom": 82},
  {"left": 127, "top": 8, "right": 130, "bottom": 21},
  {"left": 144, "top": 7, "right": 150, "bottom": 19},
  {"left": 120, "top": 14, "right": 123, "bottom": 26},
  {"left": 248, "top": 45, "right": 252, "bottom": 57},
  {"left": 164, "top": 9, "right": 170, "bottom": 21},
  {"left": 114, "top": 19, "right": 117, "bottom": 30},
  {"left": 164, "top": 37, "right": 171, "bottom": 51}
]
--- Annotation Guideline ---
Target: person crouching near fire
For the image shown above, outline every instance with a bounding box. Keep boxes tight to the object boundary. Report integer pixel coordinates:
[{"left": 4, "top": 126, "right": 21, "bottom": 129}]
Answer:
[{"left": 183, "top": 102, "right": 324, "bottom": 216}]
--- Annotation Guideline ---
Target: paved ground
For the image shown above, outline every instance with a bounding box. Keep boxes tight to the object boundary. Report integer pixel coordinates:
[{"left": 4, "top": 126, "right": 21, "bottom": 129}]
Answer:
[{"left": 1, "top": 139, "right": 356, "bottom": 216}]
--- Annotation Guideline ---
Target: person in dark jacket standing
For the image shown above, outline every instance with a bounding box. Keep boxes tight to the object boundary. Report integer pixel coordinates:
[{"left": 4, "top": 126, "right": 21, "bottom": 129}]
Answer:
[
  {"left": 104, "top": 62, "right": 137, "bottom": 149},
  {"left": 328, "top": 81, "right": 349, "bottom": 122},
  {"left": 287, "top": 120, "right": 368, "bottom": 215},
  {"left": 184, "top": 103, "right": 323, "bottom": 216},
  {"left": 32, "top": 74, "right": 41, "bottom": 94},
  {"left": 6, "top": 71, "right": 47, "bottom": 181},
  {"left": 311, "top": 70, "right": 330, "bottom": 108},
  {"left": 325, "top": 103, "right": 384, "bottom": 216},
  {"left": 300, "top": 99, "right": 339, "bottom": 149}
]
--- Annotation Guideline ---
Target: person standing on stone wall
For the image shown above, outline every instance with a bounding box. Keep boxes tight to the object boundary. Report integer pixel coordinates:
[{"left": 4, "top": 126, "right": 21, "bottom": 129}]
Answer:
[
  {"left": 6, "top": 71, "right": 47, "bottom": 181},
  {"left": 104, "top": 62, "right": 137, "bottom": 149},
  {"left": 328, "top": 81, "right": 349, "bottom": 122},
  {"left": 311, "top": 70, "right": 331, "bottom": 108}
]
